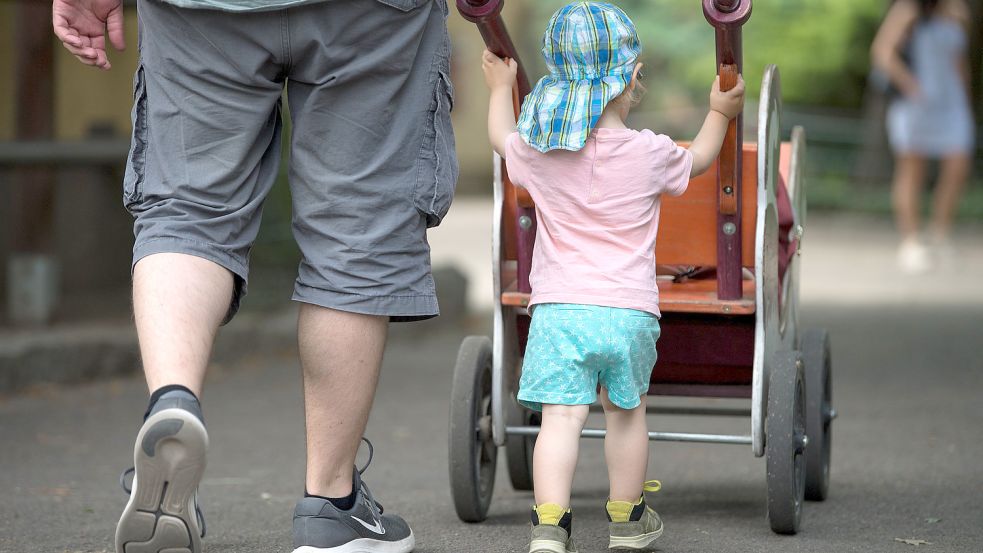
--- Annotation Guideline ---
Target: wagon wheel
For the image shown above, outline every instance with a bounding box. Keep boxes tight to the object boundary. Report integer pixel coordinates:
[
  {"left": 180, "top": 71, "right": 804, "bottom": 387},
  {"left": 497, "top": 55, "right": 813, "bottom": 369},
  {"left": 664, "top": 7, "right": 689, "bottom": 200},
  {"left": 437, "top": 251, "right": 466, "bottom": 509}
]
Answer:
[
  {"left": 802, "top": 328, "right": 833, "bottom": 501},
  {"left": 766, "top": 350, "right": 807, "bottom": 534},
  {"left": 505, "top": 394, "right": 538, "bottom": 491},
  {"left": 752, "top": 64, "right": 784, "bottom": 457},
  {"left": 449, "top": 336, "right": 498, "bottom": 522}
]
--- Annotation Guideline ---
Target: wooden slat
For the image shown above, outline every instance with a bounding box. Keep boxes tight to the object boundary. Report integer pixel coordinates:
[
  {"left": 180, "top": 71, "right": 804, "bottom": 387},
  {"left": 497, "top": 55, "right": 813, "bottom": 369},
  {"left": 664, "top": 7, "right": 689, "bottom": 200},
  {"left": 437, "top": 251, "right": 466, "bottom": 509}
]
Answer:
[
  {"left": 657, "top": 145, "right": 758, "bottom": 268},
  {"left": 501, "top": 278, "right": 754, "bottom": 315},
  {"left": 657, "top": 278, "right": 755, "bottom": 315}
]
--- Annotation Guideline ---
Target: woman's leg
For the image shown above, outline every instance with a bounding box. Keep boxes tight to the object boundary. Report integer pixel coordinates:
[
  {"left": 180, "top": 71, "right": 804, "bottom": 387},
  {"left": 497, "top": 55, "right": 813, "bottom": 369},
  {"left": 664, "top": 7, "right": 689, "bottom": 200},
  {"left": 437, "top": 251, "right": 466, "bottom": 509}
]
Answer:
[
  {"left": 533, "top": 404, "right": 590, "bottom": 507},
  {"left": 892, "top": 153, "right": 928, "bottom": 242},
  {"left": 601, "top": 389, "right": 649, "bottom": 502},
  {"left": 929, "top": 153, "right": 972, "bottom": 241}
]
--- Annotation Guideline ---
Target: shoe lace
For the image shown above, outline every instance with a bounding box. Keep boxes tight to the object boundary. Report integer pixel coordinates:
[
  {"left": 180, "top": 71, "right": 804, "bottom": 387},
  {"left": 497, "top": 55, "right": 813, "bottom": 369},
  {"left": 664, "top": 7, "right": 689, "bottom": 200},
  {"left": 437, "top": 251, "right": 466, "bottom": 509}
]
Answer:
[
  {"left": 119, "top": 467, "right": 207, "bottom": 538},
  {"left": 355, "top": 437, "right": 385, "bottom": 516},
  {"left": 643, "top": 480, "right": 662, "bottom": 494},
  {"left": 356, "top": 436, "right": 374, "bottom": 476}
]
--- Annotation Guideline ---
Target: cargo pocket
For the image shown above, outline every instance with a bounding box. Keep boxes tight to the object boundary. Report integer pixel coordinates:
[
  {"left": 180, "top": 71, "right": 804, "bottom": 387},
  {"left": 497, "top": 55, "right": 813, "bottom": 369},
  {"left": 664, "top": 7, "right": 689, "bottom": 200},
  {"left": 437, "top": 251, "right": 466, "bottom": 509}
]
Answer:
[
  {"left": 413, "top": 66, "right": 458, "bottom": 228},
  {"left": 375, "top": 0, "right": 429, "bottom": 12},
  {"left": 123, "top": 64, "right": 149, "bottom": 213}
]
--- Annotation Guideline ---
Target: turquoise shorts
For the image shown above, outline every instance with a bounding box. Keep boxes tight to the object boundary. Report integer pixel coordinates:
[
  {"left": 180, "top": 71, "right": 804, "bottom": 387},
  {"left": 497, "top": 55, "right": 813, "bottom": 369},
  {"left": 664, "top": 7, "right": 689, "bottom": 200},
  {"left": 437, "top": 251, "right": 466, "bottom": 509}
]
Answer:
[{"left": 518, "top": 303, "right": 660, "bottom": 412}]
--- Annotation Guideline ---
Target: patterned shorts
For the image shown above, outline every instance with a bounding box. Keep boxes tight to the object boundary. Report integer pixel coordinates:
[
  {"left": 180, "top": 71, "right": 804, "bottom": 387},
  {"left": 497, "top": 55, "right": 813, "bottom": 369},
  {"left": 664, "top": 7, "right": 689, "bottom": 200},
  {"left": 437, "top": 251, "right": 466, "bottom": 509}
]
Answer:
[{"left": 518, "top": 303, "right": 660, "bottom": 411}]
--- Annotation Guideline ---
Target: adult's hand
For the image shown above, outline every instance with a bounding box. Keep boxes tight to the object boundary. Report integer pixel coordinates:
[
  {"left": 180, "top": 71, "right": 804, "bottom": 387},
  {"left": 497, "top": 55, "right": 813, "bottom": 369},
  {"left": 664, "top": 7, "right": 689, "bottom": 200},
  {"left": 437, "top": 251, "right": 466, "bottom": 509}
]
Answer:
[{"left": 52, "top": 0, "right": 125, "bottom": 70}]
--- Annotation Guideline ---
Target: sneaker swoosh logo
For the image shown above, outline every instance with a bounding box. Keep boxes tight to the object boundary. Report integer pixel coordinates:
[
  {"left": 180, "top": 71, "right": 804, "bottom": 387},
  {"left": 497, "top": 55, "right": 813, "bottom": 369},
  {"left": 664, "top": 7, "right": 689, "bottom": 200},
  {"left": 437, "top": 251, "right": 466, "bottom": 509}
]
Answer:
[{"left": 350, "top": 515, "right": 386, "bottom": 535}]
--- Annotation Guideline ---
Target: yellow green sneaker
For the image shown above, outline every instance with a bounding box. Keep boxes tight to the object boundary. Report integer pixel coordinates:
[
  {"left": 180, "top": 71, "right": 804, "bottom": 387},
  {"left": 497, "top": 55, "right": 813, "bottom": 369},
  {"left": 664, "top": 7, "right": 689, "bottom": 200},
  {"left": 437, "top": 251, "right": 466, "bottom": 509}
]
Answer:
[
  {"left": 530, "top": 503, "right": 577, "bottom": 553},
  {"left": 606, "top": 481, "right": 663, "bottom": 550}
]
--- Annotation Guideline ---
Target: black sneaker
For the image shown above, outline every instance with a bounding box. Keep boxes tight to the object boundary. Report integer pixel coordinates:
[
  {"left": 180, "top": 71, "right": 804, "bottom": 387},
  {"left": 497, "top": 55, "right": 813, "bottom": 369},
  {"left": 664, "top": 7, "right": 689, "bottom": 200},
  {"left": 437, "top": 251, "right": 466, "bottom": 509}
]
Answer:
[
  {"left": 116, "top": 395, "right": 208, "bottom": 553},
  {"left": 292, "top": 443, "right": 414, "bottom": 553}
]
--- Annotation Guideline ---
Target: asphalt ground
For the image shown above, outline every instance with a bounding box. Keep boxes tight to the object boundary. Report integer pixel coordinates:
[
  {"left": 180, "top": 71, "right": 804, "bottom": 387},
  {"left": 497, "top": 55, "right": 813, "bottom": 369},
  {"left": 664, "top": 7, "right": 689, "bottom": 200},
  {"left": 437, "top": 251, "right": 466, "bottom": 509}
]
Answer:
[{"left": 1, "top": 211, "right": 982, "bottom": 553}]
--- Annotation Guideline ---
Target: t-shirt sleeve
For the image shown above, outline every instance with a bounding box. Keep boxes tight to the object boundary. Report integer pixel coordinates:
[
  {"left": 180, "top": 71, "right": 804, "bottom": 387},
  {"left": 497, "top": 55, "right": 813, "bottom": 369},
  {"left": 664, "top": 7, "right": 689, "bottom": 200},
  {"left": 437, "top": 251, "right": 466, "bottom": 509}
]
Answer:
[
  {"left": 504, "top": 132, "right": 532, "bottom": 189},
  {"left": 662, "top": 138, "right": 693, "bottom": 197}
]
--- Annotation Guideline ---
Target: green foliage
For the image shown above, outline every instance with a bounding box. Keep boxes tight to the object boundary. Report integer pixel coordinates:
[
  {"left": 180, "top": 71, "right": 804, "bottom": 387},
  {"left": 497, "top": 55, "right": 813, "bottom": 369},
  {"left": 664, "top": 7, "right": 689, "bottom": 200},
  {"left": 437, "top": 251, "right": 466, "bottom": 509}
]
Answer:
[{"left": 526, "top": 0, "right": 887, "bottom": 108}]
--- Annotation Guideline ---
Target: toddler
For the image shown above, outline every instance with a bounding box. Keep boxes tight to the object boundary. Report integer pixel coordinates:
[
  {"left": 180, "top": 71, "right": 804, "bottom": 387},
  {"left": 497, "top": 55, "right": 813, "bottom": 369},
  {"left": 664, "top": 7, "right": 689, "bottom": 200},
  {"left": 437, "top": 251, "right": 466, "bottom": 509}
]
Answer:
[{"left": 481, "top": 2, "right": 745, "bottom": 551}]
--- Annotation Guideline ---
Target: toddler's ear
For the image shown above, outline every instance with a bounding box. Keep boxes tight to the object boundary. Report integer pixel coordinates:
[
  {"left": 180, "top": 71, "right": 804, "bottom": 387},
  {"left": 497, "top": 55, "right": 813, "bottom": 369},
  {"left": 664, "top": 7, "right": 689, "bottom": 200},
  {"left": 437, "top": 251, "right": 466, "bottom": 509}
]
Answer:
[{"left": 630, "top": 62, "right": 644, "bottom": 89}]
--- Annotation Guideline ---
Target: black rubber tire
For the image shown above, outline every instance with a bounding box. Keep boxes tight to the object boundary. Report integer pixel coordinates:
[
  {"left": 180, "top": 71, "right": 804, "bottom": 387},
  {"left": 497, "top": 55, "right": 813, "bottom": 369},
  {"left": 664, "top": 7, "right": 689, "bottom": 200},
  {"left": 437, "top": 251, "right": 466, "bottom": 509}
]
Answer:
[
  {"left": 448, "top": 336, "right": 497, "bottom": 522},
  {"left": 802, "top": 328, "right": 832, "bottom": 501},
  {"left": 505, "top": 395, "right": 538, "bottom": 491},
  {"left": 766, "top": 351, "right": 807, "bottom": 535}
]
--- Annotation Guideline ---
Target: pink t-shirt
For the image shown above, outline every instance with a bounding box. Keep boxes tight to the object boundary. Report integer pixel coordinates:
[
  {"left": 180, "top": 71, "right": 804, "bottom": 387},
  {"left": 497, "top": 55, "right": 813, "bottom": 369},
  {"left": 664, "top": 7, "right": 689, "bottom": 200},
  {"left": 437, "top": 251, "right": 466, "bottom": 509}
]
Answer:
[{"left": 505, "top": 128, "right": 692, "bottom": 317}]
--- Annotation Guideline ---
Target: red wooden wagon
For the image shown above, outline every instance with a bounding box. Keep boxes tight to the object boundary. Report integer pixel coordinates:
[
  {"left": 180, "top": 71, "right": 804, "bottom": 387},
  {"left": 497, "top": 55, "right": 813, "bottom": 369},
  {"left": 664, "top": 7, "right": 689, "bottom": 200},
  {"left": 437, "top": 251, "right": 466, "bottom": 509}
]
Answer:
[{"left": 448, "top": 0, "right": 834, "bottom": 534}]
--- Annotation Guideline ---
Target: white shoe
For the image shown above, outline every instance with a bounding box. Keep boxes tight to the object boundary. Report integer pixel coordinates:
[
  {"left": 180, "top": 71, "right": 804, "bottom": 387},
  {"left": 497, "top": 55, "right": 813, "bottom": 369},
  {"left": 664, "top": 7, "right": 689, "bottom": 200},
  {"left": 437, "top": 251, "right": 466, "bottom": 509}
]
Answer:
[{"left": 897, "top": 239, "right": 931, "bottom": 274}]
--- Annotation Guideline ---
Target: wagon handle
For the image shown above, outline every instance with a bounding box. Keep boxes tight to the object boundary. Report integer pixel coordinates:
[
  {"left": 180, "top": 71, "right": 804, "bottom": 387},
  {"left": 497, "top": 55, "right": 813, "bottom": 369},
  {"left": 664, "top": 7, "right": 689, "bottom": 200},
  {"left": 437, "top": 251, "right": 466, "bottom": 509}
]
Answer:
[
  {"left": 703, "top": 0, "right": 752, "bottom": 300},
  {"left": 712, "top": 0, "right": 741, "bottom": 12},
  {"left": 457, "top": 0, "right": 532, "bottom": 100},
  {"left": 703, "top": 0, "right": 751, "bottom": 215},
  {"left": 458, "top": 0, "right": 536, "bottom": 294},
  {"left": 717, "top": 63, "right": 739, "bottom": 215}
]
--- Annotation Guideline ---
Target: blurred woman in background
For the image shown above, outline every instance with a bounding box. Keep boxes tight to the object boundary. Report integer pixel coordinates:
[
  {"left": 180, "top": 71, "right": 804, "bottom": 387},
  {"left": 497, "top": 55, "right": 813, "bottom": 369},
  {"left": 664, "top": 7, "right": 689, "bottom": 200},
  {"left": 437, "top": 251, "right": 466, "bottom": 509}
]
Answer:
[{"left": 871, "top": 0, "right": 974, "bottom": 273}]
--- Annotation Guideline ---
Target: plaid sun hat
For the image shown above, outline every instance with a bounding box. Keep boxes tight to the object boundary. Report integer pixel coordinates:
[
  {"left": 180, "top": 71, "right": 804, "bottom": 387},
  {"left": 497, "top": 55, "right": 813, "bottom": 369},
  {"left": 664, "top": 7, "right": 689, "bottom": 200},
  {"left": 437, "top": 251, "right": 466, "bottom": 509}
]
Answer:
[{"left": 517, "top": 2, "right": 641, "bottom": 153}]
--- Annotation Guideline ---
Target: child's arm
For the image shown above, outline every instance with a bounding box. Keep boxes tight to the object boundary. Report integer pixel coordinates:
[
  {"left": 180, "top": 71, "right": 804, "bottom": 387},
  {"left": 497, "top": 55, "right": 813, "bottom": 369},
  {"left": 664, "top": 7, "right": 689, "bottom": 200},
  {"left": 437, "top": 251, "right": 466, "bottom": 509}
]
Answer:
[
  {"left": 482, "top": 49, "right": 518, "bottom": 158},
  {"left": 688, "top": 75, "right": 746, "bottom": 177}
]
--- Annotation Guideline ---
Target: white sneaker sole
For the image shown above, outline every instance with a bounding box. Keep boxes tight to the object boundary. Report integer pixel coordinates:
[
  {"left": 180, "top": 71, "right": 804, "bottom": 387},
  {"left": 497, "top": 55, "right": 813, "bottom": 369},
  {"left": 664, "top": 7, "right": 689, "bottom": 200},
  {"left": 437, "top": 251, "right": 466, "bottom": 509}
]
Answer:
[
  {"left": 292, "top": 532, "right": 415, "bottom": 553},
  {"left": 115, "top": 409, "right": 208, "bottom": 553},
  {"left": 529, "top": 539, "right": 576, "bottom": 553},
  {"left": 607, "top": 526, "right": 663, "bottom": 550}
]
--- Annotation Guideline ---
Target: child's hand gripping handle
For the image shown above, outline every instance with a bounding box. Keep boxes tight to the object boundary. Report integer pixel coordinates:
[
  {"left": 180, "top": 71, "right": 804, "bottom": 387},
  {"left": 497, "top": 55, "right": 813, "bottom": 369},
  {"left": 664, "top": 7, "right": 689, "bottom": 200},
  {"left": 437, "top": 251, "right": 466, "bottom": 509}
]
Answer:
[
  {"left": 457, "top": 0, "right": 531, "bottom": 99},
  {"left": 717, "top": 63, "right": 740, "bottom": 216},
  {"left": 461, "top": 0, "right": 536, "bottom": 294}
]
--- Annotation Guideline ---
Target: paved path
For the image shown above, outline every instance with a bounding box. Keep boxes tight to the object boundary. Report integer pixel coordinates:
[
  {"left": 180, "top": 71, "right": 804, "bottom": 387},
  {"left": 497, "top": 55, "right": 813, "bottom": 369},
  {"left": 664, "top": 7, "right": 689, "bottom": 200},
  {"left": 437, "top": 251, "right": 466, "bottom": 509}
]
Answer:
[{"left": 2, "top": 210, "right": 982, "bottom": 552}]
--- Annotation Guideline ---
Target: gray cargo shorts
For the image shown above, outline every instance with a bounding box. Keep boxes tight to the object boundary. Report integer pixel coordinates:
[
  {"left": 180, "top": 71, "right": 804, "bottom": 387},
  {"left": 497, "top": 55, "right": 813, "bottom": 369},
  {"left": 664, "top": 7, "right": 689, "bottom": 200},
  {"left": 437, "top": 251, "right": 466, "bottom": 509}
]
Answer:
[{"left": 125, "top": 0, "right": 457, "bottom": 322}]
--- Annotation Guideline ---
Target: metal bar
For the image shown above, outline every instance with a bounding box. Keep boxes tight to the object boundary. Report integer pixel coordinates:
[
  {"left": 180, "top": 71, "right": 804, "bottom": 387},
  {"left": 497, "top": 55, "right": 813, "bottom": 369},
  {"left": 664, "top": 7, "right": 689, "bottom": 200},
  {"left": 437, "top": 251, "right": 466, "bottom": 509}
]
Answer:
[
  {"left": 506, "top": 426, "right": 752, "bottom": 445},
  {"left": 0, "top": 141, "right": 130, "bottom": 165}
]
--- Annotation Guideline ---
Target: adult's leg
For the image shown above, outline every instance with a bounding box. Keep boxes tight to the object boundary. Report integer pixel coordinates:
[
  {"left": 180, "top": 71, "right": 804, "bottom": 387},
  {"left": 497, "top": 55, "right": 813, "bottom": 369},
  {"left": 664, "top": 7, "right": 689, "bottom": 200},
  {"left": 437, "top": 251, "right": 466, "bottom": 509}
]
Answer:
[
  {"left": 892, "top": 153, "right": 928, "bottom": 241},
  {"left": 127, "top": 0, "right": 285, "bottom": 397},
  {"left": 134, "top": 253, "right": 233, "bottom": 397},
  {"left": 533, "top": 404, "right": 590, "bottom": 507},
  {"left": 117, "top": 2, "right": 286, "bottom": 551},
  {"left": 286, "top": 0, "right": 452, "bottom": 495},
  {"left": 299, "top": 305, "right": 389, "bottom": 497},
  {"left": 601, "top": 389, "right": 648, "bottom": 502},
  {"left": 929, "top": 153, "right": 972, "bottom": 240}
]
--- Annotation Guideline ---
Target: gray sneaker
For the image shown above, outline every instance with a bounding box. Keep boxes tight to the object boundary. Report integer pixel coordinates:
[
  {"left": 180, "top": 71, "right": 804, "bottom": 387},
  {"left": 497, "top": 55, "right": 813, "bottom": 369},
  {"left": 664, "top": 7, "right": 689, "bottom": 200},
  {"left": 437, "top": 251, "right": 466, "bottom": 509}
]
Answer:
[
  {"left": 116, "top": 396, "right": 208, "bottom": 553},
  {"left": 530, "top": 524, "right": 578, "bottom": 553},
  {"left": 292, "top": 451, "right": 414, "bottom": 553},
  {"left": 607, "top": 501, "right": 663, "bottom": 550},
  {"left": 529, "top": 509, "right": 577, "bottom": 553}
]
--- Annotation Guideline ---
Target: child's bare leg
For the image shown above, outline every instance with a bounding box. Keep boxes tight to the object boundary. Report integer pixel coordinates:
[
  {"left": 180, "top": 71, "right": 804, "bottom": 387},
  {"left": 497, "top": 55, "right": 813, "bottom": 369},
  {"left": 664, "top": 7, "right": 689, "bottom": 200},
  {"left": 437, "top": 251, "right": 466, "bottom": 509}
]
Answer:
[
  {"left": 533, "top": 404, "right": 590, "bottom": 507},
  {"left": 601, "top": 388, "right": 649, "bottom": 502}
]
